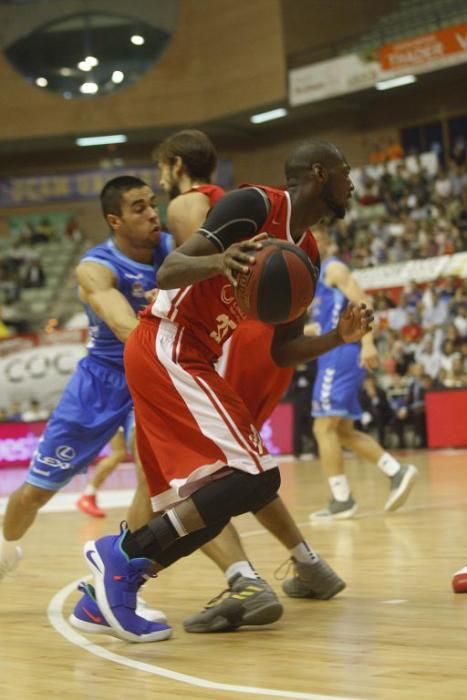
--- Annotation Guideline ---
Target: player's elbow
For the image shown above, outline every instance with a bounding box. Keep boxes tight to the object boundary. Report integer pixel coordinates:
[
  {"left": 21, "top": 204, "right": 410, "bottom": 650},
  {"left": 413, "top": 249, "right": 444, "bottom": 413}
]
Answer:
[{"left": 271, "top": 345, "right": 293, "bottom": 368}]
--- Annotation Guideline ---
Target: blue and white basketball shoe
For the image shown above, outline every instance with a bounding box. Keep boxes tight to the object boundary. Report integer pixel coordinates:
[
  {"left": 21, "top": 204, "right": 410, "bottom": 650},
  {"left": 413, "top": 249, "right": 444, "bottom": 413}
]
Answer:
[
  {"left": 84, "top": 524, "right": 172, "bottom": 643},
  {"left": 69, "top": 581, "right": 167, "bottom": 637}
]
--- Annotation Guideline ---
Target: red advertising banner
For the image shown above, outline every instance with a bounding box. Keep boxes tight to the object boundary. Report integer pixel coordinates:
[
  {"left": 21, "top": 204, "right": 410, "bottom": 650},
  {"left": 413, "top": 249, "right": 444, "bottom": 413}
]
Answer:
[
  {"left": 0, "top": 403, "right": 294, "bottom": 469},
  {"left": 379, "top": 23, "right": 467, "bottom": 72},
  {"left": 426, "top": 389, "right": 467, "bottom": 449}
]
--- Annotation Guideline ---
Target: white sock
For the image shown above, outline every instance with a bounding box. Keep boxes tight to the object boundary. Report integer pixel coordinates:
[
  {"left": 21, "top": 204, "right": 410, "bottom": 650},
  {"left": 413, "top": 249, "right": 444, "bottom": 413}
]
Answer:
[
  {"left": 292, "top": 541, "right": 319, "bottom": 564},
  {"left": 84, "top": 484, "right": 97, "bottom": 496},
  {"left": 329, "top": 475, "right": 350, "bottom": 502},
  {"left": 0, "top": 533, "right": 21, "bottom": 557},
  {"left": 225, "top": 560, "right": 259, "bottom": 583},
  {"left": 377, "top": 452, "right": 401, "bottom": 477}
]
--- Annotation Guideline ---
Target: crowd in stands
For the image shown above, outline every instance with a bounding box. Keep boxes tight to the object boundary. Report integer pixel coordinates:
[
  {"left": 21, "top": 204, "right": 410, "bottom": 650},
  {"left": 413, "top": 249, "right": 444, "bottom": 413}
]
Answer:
[
  {"left": 0, "top": 398, "right": 49, "bottom": 423},
  {"left": 356, "top": 275, "right": 467, "bottom": 449},
  {"left": 331, "top": 142, "right": 467, "bottom": 269},
  {"left": 0, "top": 224, "right": 49, "bottom": 306}
]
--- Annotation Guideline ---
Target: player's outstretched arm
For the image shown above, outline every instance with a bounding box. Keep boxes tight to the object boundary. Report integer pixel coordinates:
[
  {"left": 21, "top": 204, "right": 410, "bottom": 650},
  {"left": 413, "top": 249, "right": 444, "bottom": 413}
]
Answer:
[
  {"left": 271, "top": 304, "right": 373, "bottom": 367},
  {"left": 157, "top": 188, "right": 269, "bottom": 289},
  {"left": 76, "top": 262, "right": 138, "bottom": 343}
]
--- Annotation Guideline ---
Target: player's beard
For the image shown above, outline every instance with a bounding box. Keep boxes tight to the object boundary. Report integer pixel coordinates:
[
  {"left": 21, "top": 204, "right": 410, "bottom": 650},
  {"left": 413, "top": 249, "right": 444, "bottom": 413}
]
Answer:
[
  {"left": 168, "top": 182, "right": 181, "bottom": 200},
  {"left": 322, "top": 182, "right": 346, "bottom": 222}
]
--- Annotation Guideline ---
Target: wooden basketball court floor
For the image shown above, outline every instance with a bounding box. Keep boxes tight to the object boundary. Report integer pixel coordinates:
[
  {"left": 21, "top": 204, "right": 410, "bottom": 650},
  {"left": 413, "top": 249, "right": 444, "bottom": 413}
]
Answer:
[{"left": 1, "top": 448, "right": 467, "bottom": 700}]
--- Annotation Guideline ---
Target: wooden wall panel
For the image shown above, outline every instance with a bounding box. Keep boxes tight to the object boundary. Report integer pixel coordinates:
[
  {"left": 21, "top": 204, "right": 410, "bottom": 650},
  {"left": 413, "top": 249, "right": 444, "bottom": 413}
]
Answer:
[{"left": 0, "top": 0, "right": 285, "bottom": 140}]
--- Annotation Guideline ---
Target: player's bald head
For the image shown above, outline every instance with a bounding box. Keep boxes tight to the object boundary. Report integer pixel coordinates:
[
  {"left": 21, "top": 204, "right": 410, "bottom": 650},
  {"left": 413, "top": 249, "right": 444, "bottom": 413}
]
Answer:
[{"left": 285, "top": 140, "right": 345, "bottom": 187}]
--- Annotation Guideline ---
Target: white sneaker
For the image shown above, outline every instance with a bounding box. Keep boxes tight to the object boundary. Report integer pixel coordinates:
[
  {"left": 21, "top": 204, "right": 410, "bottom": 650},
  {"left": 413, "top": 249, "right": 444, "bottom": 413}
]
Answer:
[
  {"left": 0, "top": 544, "right": 23, "bottom": 580},
  {"left": 384, "top": 464, "right": 418, "bottom": 512}
]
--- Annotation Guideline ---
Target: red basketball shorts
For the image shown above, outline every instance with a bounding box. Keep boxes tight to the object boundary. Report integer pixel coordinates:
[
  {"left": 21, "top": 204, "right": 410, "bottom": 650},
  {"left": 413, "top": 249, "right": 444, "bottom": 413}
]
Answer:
[
  {"left": 125, "top": 317, "right": 277, "bottom": 511},
  {"left": 218, "top": 320, "right": 293, "bottom": 429}
]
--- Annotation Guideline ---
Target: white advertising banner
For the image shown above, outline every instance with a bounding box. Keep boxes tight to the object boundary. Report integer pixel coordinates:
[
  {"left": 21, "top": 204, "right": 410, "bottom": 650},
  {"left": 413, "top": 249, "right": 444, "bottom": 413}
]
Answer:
[
  {"left": 353, "top": 252, "right": 467, "bottom": 291},
  {"left": 289, "top": 54, "right": 381, "bottom": 106},
  {"left": 0, "top": 343, "right": 85, "bottom": 411},
  {"left": 289, "top": 23, "right": 467, "bottom": 107}
]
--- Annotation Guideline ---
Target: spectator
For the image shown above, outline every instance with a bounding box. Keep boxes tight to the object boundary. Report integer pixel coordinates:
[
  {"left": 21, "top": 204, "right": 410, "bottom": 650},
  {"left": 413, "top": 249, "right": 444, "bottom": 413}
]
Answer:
[
  {"left": 387, "top": 373, "right": 411, "bottom": 449},
  {"left": 406, "top": 363, "right": 428, "bottom": 447},
  {"left": 7, "top": 401, "right": 23, "bottom": 421},
  {"left": 21, "top": 260, "right": 46, "bottom": 289},
  {"left": 21, "top": 399, "right": 49, "bottom": 422},
  {"left": 358, "top": 375, "right": 393, "bottom": 448},
  {"left": 401, "top": 311, "right": 423, "bottom": 344},
  {"left": 415, "top": 336, "right": 443, "bottom": 379}
]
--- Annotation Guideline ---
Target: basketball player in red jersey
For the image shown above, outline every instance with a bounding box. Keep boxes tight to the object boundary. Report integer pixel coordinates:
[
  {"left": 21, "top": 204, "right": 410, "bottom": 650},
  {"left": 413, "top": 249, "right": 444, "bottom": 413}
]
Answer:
[
  {"left": 84, "top": 139, "right": 373, "bottom": 642},
  {"left": 156, "top": 130, "right": 347, "bottom": 633}
]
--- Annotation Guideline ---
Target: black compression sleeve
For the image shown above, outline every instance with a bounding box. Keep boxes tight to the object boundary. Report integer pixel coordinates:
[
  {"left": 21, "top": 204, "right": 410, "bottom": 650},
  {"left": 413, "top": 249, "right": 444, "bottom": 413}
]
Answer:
[{"left": 198, "top": 187, "right": 270, "bottom": 251}]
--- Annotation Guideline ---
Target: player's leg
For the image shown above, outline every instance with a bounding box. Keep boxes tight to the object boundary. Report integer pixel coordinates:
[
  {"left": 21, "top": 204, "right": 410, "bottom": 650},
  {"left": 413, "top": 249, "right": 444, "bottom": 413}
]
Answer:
[
  {"left": 125, "top": 424, "right": 157, "bottom": 531},
  {"left": 85, "top": 468, "right": 283, "bottom": 640},
  {"left": 311, "top": 415, "right": 358, "bottom": 520},
  {"left": 310, "top": 350, "right": 365, "bottom": 520},
  {"left": 0, "top": 358, "right": 133, "bottom": 579},
  {"left": 185, "top": 521, "right": 281, "bottom": 632},
  {"left": 337, "top": 419, "right": 418, "bottom": 512},
  {"left": 77, "top": 430, "right": 127, "bottom": 518},
  {"left": 84, "top": 319, "right": 283, "bottom": 640}
]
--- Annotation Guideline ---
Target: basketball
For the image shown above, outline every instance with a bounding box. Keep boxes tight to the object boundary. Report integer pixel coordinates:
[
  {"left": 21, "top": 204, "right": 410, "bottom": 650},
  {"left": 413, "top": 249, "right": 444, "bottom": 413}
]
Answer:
[{"left": 234, "top": 239, "right": 317, "bottom": 324}]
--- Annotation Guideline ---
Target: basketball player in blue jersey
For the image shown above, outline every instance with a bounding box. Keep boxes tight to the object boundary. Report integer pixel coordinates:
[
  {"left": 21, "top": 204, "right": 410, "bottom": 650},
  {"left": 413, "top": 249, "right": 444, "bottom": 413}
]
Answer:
[
  {"left": 309, "top": 226, "right": 417, "bottom": 520},
  {"left": 0, "top": 177, "right": 171, "bottom": 594}
]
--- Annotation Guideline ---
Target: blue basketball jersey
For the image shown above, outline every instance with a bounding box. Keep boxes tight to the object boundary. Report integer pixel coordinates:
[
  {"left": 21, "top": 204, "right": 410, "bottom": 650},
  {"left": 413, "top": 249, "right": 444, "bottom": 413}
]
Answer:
[
  {"left": 26, "top": 232, "right": 172, "bottom": 491},
  {"left": 81, "top": 234, "right": 172, "bottom": 367},
  {"left": 311, "top": 256, "right": 348, "bottom": 335}
]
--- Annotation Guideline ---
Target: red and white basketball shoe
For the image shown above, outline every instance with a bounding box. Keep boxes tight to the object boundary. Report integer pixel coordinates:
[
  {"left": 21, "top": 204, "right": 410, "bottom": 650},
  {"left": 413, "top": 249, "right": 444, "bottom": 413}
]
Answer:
[{"left": 452, "top": 565, "right": 467, "bottom": 593}]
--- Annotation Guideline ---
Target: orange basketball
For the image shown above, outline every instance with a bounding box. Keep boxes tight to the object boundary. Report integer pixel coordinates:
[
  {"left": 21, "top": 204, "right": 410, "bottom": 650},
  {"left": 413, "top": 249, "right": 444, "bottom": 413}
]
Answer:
[{"left": 234, "top": 240, "right": 317, "bottom": 324}]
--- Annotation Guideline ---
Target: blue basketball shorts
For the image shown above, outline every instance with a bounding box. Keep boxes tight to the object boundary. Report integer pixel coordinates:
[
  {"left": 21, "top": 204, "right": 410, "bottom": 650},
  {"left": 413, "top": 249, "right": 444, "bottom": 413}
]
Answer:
[
  {"left": 311, "top": 343, "right": 366, "bottom": 420},
  {"left": 26, "top": 356, "right": 134, "bottom": 490}
]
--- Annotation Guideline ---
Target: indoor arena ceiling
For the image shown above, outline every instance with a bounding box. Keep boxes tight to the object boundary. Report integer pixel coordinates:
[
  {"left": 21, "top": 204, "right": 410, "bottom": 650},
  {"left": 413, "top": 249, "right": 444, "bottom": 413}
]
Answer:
[{"left": 0, "top": 0, "right": 466, "bottom": 162}]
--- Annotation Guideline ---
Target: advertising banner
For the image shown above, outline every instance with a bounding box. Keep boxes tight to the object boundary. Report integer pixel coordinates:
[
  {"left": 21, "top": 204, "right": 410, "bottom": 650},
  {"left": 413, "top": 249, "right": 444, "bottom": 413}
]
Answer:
[
  {"left": 289, "top": 23, "right": 467, "bottom": 107},
  {"left": 0, "top": 343, "right": 85, "bottom": 411},
  {"left": 379, "top": 23, "right": 467, "bottom": 74}
]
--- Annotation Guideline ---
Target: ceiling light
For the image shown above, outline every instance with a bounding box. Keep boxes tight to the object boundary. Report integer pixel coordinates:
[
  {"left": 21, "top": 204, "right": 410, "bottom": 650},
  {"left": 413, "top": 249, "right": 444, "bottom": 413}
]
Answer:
[
  {"left": 375, "top": 74, "right": 416, "bottom": 91},
  {"left": 131, "top": 34, "right": 145, "bottom": 46},
  {"left": 250, "top": 108, "right": 288, "bottom": 124},
  {"left": 78, "top": 60, "right": 92, "bottom": 71},
  {"left": 59, "top": 67, "right": 72, "bottom": 76},
  {"left": 85, "top": 55, "right": 99, "bottom": 67},
  {"left": 35, "top": 77, "right": 48, "bottom": 87},
  {"left": 111, "top": 70, "right": 124, "bottom": 84},
  {"left": 76, "top": 134, "right": 128, "bottom": 147},
  {"left": 79, "top": 81, "right": 99, "bottom": 94}
]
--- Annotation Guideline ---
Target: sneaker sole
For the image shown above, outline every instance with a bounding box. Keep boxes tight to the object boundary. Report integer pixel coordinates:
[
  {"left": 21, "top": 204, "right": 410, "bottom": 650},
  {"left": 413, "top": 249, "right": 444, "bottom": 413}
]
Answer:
[
  {"left": 384, "top": 466, "right": 418, "bottom": 512},
  {"left": 184, "top": 600, "right": 284, "bottom": 633},
  {"left": 283, "top": 578, "right": 346, "bottom": 600},
  {"left": 309, "top": 504, "right": 358, "bottom": 521},
  {"left": 84, "top": 540, "right": 172, "bottom": 643},
  {"left": 68, "top": 613, "right": 118, "bottom": 637}
]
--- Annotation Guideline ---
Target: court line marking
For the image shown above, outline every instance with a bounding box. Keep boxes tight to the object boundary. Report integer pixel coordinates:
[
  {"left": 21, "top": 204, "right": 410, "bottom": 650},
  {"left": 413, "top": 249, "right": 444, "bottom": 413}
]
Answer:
[{"left": 48, "top": 577, "right": 358, "bottom": 700}]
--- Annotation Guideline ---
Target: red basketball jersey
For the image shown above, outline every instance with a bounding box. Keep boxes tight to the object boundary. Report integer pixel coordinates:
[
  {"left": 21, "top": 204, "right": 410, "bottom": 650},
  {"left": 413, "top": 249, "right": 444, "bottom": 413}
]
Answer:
[
  {"left": 145, "top": 185, "right": 318, "bottom": 361},
  {"left": 184, "top": 183, "right": 225, "bottom": 206}
]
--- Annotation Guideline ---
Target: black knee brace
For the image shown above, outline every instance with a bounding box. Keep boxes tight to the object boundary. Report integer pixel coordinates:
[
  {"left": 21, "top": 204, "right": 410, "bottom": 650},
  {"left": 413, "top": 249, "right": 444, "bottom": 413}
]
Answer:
[
  {"left": 190, "top": 467, "right": 281, "bottom": 524},
  {"left": 154, "top": 519, "right": 229, "bottom": 567}
]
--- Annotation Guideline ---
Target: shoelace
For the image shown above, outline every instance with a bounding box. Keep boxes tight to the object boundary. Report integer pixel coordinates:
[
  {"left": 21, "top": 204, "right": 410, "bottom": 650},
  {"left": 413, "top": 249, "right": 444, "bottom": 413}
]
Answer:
[
  {"left": 203, "top": 586, "right": 233, "bottom": 609},
  {"left": 273, "top": 557, "right": 294, "bottom": 581}
]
